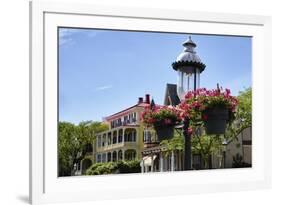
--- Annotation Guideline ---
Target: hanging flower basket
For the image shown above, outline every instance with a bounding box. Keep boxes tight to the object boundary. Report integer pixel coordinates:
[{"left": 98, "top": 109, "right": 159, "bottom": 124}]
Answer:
[
  {"left": 141, "top": 105, "right": 182, "bottom": 141},
  {"left": 154, "top": 125, "right": 174, "bottom": 141},
  {"left": 179, "top": 87, "right": 238, "bottom": 136},
  {"left": 203, "top": 107, "right": 229, "bottom": 135}
]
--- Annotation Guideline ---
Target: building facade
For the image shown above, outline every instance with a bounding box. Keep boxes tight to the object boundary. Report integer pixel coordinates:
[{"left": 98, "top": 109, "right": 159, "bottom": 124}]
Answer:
[{"left": 93, "top": 95, "right": 153, "bottom": 164}]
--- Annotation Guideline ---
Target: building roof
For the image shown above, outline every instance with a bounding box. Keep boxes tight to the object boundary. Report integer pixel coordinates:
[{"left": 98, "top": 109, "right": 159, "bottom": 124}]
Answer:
[
  {"left": 164, "top": 84, "right": 180, "bottom": 106},
  {"left": 104, "top": 102, "right": 149, "bottom": 121}
]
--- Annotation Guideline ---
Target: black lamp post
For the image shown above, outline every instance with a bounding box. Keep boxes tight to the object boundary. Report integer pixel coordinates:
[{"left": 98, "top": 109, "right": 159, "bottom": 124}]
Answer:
[
  {"left": 183, "top": 118, "right": 192, "bottom": 170},
  {"left": 172, "top": 36, "right": 206, "bottom": 170}
]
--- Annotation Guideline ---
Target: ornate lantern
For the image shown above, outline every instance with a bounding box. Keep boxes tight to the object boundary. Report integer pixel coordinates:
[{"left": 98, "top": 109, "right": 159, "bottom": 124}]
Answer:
[{"left": 172, "top": 36, "right": 206, "bottom": 100}]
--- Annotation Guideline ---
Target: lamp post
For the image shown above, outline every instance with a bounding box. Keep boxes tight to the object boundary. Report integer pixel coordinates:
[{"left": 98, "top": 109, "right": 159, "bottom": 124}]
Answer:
[
  {"left": 222, "top": 138, "right": 228, "bottom": 168},
  {"left": 172, "top": 36, "right": 206, "bottom": 170}
]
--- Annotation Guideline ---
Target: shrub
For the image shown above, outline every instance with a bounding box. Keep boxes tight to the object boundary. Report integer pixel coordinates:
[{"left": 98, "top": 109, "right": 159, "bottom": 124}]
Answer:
[{"left": 86, "top": 160, "right": 141, "bottom": 175}]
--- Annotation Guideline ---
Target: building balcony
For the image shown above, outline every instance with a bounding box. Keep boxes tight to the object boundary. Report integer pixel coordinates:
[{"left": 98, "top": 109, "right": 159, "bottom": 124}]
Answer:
[
  {"left": 96, "top": 141, "right": 138, "bottom": 152},
  {"left": 96, "top": 126, "right": 139, "bottom": 152}
]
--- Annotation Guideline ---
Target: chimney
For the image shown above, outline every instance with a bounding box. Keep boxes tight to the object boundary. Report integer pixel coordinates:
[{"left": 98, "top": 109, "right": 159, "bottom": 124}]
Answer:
[
  {"left": 145, "top": 94, "right": 150, "bottom": 104},
  {"left": 138, "top": 97, "right": 143, "bottom": 104}
]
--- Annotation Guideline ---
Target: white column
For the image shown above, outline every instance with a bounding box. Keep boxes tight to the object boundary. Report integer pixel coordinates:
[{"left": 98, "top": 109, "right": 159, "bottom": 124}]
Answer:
[
  {"left": 122, "top": 128, "right": 125, "bottom": 143},
  {"left": 141, "top": 160, "right": 144, "bottom": 173},
  {"left": 80, "top": 160, "right": 83, "bottom": 173},
  {"left": 151, "top": 155, "right": 154, "bottom": 172},
  {"left": 145, "top": 165, "right": 149, "bottom": 173},
  {"left": 160, "top": 153, "right": 163, "bottom": 172},
  {"left": 171, "top": 151, "right": 175, "bottom": 171},
  {"left": 163, "top": 156, "right": 166, "bottom": 171},
  {"left": 179, "top": 151, "right": 182, "bottom": 170}
]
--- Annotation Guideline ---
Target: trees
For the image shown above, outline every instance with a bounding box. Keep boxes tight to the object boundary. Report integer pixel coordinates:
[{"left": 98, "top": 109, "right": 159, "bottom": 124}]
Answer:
[
  {"left": 237, "top": 87, "right": 252, "bottom": 126},
  {"left": 58, "top": 122, "right": 78, "bottom": 176},
  {"left": 191, "top": 134, "right": 223, "bottom": 169},
  {"left": 58, "top": 121, "right": 108, "bottom": 176},
  {"left": 225, "top": 87, "right": 252, "bottom": 142}
]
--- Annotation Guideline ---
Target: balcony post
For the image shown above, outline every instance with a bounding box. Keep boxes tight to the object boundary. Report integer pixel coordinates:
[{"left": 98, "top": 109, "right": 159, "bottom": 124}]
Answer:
[
  {"left": 160, "top": 153, "right": 163, "bottom": 172},
  {"left": 171, "top": 151, "right": 175, "bottom": 171},
  {"left": 122, "top": 128, "right": 125, "bottom": 143},
  {"left": 151, "top": 155, "right": 154, "bottom": 172}
]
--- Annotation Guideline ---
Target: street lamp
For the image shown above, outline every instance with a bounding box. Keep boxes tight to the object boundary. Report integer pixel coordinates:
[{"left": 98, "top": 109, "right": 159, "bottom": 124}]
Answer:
[
  {"left": 222, "top": 138, "right": 228, "bottom": 168},
  {"left": 171, "top": 36, "right": 206, "bottom": 170}
]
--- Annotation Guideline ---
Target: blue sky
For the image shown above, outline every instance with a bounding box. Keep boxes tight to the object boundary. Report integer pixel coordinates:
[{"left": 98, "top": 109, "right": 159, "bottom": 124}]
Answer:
[{"left": 59, "top": 28, "right": 252, "bottom": 124}]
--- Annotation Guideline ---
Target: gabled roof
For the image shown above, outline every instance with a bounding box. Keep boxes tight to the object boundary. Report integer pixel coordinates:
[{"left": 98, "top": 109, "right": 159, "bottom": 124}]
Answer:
[
  {"left": 164, "top": 83, "right": 180, "bottom": 106},
  {"left": 104, "top": 103, "right": 149, "bottom": 121}
]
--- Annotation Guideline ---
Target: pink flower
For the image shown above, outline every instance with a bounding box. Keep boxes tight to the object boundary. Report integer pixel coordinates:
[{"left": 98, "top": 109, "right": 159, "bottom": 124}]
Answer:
[
  {"left": 225, "top": 88, "right": 231, "bottom": 95},
  {"left": 202, "top": 114, "right": 208, "bottom": 121},
  {"left": 164, "top": 119, "right": 172, "bottom": 125}
]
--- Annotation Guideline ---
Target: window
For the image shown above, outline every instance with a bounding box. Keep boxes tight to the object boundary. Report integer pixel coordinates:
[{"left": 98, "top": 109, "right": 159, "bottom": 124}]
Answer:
[
  {"left": 144, "top": 130, "right": 152, "bottom": 143},
  {"left": 118, "top": 129, "right": 123, "bottom": 143},
  {"left": 117, "top": 118, "right": 122, "bottom": 126},
  {"left": 124, "top": 149, "right": 136, "bottom": 160},
  {"left": 83, "top": 143, "right": 93, "bottom": 153},
  {"left": 97, "top": 154, "right": 101, "bottom": 163},
  {"left": 107, "top": 152, "right": 111, "bottom": 162},
  {"left": 97, "top": 136, "right": 102, "bottom": 148},
  {"left": 112, "top": 151, "right": 117, "bottom": 162},
  {"left": 102, "top": 153, "right": 106, "bottom": 162},
  {"left": 132, "top": 131, "right": 136, "bottom": 142},
  {"left": 118, "top": 150, "right": 123, "bottom": 161},
  {"left": 102, "top": 134, "right": 106, "bottom": 146},
  {"left": 133, "top": 112, "right": 137, "bottom": 122},
  {"left": 113, "top": 131, "right": 117, "bottom": 144},
  {"left": 108, "top": 133, "right": 111, "bottom": 145},
  {"left": 124, "top": 129, "right": 136, "bottom": 142},
  {"left": 124, "top": 116, "right": 128, "bottom": 125}
]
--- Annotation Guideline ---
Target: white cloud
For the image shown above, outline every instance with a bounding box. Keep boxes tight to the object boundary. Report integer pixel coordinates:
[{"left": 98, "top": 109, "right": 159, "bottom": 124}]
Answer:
[
  {"left": 59, "top": 28, "right": 81, "bottom": 46},
  {"left": 95, "top": 85, "right": 113, "bottom": 91},
  {"left": 59, "top": 28, "right": 104, "bottom": 46}
]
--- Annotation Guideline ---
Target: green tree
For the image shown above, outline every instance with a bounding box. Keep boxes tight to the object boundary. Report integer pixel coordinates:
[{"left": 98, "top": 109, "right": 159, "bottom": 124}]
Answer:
[
  {"left": 75, "top": 121, "right": 108, "bottom": 150},
  {"left": 225, "top": 87, "right": 252, "bottom": 142},
  {"left": 58, "top": 121, "right": 108, "bottom": 176},
  {"left": 191, "top": 134, "right": 222, "bottom": 169},
  {"left": 237, "top": 87, "right": 252, "bottom": 126},
  {"left": 58, "top": 122, "right": 79, "bottom": 176}
]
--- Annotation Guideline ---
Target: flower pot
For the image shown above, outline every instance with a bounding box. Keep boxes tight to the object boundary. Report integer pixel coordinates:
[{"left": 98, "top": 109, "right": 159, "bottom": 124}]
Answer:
[
  {"left": 154, "top": 125, "right": 174, "bottom": 141},
  {"left": 203, "top": 107, "right": 229, "bottom": 135}
]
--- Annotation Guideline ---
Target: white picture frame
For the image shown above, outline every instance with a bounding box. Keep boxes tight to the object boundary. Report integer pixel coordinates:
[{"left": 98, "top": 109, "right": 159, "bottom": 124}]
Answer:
[{"left": 30, "top": 1, "right": 272, "bottom": 204}]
